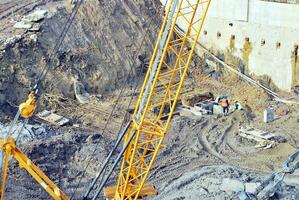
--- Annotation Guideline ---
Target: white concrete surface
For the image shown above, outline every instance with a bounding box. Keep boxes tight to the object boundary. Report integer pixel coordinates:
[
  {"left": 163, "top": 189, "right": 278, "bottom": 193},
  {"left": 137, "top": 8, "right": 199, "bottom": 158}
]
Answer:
[{"left": 160, "top": 0, "right": 299, "bottom": 91}]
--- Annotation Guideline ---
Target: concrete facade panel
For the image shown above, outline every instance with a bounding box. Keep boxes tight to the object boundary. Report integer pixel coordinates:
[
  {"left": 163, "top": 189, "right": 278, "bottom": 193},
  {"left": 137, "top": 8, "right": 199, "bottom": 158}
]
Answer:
[{"left": 160, "top": 0, "right": 299, "bottom": 91}]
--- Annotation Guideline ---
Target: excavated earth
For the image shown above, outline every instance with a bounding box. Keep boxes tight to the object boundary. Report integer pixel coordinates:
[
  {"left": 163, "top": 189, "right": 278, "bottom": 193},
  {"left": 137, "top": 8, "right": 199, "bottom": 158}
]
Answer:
[{"left": 0, "top": 1, "right": 299, "bottom": 200}]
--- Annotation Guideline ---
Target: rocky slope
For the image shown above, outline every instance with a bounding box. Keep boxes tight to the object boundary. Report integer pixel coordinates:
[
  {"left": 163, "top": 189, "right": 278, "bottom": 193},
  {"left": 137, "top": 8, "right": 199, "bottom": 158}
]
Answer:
[{"left": 0, "top": 0, "right": 162, "bottom": 117}]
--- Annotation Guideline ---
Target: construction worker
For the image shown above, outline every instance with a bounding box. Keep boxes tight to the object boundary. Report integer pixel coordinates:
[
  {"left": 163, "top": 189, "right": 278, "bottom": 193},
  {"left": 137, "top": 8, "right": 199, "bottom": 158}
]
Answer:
[
  {"left": 221, "top": 98, "right": 229, "bottom": 115},
  {"left": 235, "top": 100, "right": 241, "bottom": 110},
  {"left": 235, "top": 101, "right": 240, "bottom": 110}
]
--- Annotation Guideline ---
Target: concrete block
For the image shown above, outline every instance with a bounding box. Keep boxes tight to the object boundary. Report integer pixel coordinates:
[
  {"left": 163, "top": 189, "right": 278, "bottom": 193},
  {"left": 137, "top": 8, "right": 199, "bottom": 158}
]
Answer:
[
  {"left": 220, "top": 178, "right": 244, "bottom": 195},
  {"left": 264, "top": 109, "right": 274, "bottom": 123},
  {"left": 245, "top": 182, "right": 260, "bottom": 194},
  {"left": 22, "top": 10, "right": 48, "bottom": 22},
  {"left": 13, "top": 21, "right": 32, "bottom": 29}
]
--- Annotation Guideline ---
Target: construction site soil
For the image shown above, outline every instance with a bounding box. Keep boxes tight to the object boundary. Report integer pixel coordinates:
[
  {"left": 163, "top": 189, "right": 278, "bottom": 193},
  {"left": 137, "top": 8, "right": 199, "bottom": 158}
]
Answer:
[{"left": 0, "top": 1, "right": 298, "bottom": 200}]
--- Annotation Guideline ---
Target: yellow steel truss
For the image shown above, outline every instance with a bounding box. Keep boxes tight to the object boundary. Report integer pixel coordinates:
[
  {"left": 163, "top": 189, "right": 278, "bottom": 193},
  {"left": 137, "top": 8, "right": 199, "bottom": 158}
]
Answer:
[
  {"left": 108, "top": 0, "right": 212, "bottom": 199},
  {"left": 0, "top": 138, "right": 69, "bottom": 200}
]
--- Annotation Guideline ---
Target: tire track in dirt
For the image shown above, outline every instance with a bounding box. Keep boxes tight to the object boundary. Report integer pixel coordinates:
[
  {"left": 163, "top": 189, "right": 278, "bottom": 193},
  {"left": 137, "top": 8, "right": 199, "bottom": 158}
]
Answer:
[
  {"left": 0, "top": 0, "right": 40, "bottom": 20},
  {"left": 151, "top": 118, "right": 221, "bottom": 187},
  {"left": 198, "top": 118, "right": 227, "bottom": 162}
]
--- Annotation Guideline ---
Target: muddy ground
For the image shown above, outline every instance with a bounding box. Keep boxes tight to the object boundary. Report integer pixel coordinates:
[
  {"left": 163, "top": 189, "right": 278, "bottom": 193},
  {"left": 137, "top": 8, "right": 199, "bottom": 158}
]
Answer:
[{"left": 0, "top": 0, "right": 298, "bottom": 200}]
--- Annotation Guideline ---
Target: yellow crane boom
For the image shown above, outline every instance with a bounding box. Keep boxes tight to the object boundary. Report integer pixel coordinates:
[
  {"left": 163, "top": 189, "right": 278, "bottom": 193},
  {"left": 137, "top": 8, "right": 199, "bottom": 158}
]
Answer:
[{"left": 104, "top": 0, "right": 212, "bottom": 199}]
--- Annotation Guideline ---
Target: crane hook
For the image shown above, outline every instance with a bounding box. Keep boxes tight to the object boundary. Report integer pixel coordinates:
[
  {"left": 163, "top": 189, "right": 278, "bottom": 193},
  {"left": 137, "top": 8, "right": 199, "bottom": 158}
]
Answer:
[{"left": 19, "top": 91, "right": 37, "bottom": 118}]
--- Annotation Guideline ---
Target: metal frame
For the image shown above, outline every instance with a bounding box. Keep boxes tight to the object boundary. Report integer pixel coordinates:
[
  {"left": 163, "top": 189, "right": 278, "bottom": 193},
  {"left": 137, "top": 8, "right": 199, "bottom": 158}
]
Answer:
[
  {"left": 108, "top": 0, "right": 212, "bottom": 199},
  {"left": 0, "top": 138, "right": 69, "bottom": 200}
]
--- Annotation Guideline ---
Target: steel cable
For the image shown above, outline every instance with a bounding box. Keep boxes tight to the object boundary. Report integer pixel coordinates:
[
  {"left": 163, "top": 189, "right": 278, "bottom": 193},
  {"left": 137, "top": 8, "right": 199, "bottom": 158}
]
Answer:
[{"left": 69, "top": 3, "right": 166, "bottom": 199}]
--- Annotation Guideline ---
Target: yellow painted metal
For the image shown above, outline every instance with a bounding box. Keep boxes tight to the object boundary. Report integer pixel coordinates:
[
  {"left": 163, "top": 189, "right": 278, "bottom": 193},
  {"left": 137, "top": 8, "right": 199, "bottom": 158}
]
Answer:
[
  {"left": 0, "top": 138, "right": 69, "bottom": 200},
  {"left": 19, "top": 91, "right": 37, "bottom": 118},
  {"left": 109, "top": 0, "right": 212, "bottom": 199}
]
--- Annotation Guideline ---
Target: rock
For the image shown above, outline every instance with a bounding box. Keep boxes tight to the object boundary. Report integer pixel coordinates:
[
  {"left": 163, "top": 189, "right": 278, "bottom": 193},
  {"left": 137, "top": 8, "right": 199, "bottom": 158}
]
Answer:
[
  {"left": 245, "top": 182, "right": 260, "bottom": 194},
  {"left": 220, "top": 178, "right": 244, "bottom": 195},
  {"left": 3, "top": 35, "right": 23, "bottom": 47},
  {"left": 22, "top": 10, "right": 48, "bottom": 22},
  {"left": 85, "top": 134, "right": 102, "bottom": 144},
  {"left": 30, "top": 34, "right": 38, "bottom": 42},
  {"left": 13, "top": 21, "right": 32, "bottom": 29},
  {"left": 29, "top": 23, "right": 41, "bottom": 31},
  {"left": 0, "top": 94, "right": 6, "bottom": 105},
  {"left": 73, "top": 124, "right": 80, "bottom": 128}
]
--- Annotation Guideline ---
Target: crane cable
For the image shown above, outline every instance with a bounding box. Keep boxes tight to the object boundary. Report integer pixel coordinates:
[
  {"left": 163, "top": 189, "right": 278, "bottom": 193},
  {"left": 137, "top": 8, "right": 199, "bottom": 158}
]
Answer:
[
  {"left": 35, "top": 0, "right": 84, "bottom": 90},
  {"left": 0, "top": 0, "right": 84, "bottom": 190},
  {"left": 69, "top": 4, "right": 165, "bottom": 199},
  {"left": 4, "top": 0, "right": 84, "bottom": 140}
]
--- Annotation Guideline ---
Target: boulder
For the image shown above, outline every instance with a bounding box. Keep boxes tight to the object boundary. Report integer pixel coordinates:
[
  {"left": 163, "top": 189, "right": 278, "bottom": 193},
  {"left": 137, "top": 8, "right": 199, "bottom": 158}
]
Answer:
[
  {"left": 22, "top": 10, "right": 48, "bottom": 22},
  {"left": 13, "top": 21, "right": 32, "bottom": 29},
  {"left": 30, "top": 34, "right": 38, "bottom": 42}
]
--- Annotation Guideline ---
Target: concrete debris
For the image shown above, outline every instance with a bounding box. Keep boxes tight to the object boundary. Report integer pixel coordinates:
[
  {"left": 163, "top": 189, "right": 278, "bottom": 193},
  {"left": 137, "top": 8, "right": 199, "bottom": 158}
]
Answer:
[
  {"left": 22, "top": 10, "right": 48, "bottom": 22},
  {"left": 29, "top": 34, "right": 38, "bottom": 42},
  {"left": 239, "top": 127, "right": 276, "bottom": 140},
  {"left": 194, "top": 101, "right": 214, "bottom": 115},
  {"left": 255, "top": 140, "right": 275, "bottom": 149},
  {"left": 239, "top": 126, "right": 278, "bottom": 149},
  {"left": 0, "top": 122, "right": 48, "bottom": 142},
  {"left": 264, "top": 108, "right": 275, "bottom": 123},
  {"left": 13, "top": 21, "right": 32, "bottom": 29},
  {"left": 220, "top": 178, "right": 245, "bottom": 195},
  {"left": 37, "top": 110, "right": 70, "bottom": 126},
  {"left": 29, "top": 23, "right": 41, "bottom": 32},
  {"left": 245, "top": 182, "right": 260, "bottom": 194},
  {"left": 1, "top": 34, "right": 23, "bottom": 49},
  {"left": 205, "top": 58, "right": 217, "bottom": 69},
  {"left": 175, "top": 105, "right": 202, "bottom": 116}
]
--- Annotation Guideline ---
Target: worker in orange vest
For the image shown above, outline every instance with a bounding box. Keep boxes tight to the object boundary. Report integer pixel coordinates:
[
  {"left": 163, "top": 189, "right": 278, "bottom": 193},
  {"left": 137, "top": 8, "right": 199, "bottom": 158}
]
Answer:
[{"left": 221, "top": 98, "right": 229, "bottom": 115}]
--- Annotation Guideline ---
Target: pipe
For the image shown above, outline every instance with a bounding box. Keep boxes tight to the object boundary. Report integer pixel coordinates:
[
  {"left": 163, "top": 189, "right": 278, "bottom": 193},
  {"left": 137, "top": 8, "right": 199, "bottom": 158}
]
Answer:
[
  {"left": 82, "top": 121, "right": 131, "bottom": 199},
  {"left": 90, "top": 130, "right": 137, "bottom": 200}
]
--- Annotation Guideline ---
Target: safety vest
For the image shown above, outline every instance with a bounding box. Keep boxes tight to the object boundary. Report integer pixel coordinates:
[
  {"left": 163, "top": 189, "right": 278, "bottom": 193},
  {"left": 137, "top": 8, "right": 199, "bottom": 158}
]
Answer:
[{"left": 221, "top": 99, "right": 228, "bottom": 107}]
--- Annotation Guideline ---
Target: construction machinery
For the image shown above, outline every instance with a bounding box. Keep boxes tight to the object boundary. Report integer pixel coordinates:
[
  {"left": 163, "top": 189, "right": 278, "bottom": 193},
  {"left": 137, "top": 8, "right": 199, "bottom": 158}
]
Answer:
[
  {"left": 1, "top": 1, "right": 298, "bottom": 200},
  {"left": 111, "top": 0, "right": 211, "bottom": 198},
  {"left": 0, "top": 0, "right": 84, "bottom": 199},
  {"left": 82, "top": 0, "right": 212, "bottom": 199},
  {"left": 0, "top": 89, "right": 69, "bottom": 200}
]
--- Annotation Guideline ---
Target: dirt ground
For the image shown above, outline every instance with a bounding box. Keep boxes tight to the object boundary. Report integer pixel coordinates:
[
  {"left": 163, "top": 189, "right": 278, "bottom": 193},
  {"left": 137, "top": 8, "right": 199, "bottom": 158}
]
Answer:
[{"left": 0, "top": 1, "right": 298, "bottom": 200}]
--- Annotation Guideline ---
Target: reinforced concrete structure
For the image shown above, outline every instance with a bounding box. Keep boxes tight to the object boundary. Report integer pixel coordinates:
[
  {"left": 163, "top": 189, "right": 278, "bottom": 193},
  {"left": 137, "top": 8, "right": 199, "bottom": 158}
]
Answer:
[{"left": 161, "top": 0, "right": 299, "bottom": 91}]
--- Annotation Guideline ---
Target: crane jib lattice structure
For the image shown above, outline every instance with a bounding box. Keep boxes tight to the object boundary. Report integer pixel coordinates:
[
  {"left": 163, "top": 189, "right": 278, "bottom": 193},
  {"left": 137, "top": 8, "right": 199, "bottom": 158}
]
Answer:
[{"left": 101, "top": 0, "right": 212, "bottom": 199}]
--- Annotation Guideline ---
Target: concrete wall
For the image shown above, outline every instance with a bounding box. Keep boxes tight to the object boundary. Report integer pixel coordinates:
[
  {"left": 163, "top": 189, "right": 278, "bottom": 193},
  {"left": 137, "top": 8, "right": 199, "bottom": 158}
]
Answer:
[{"left": 161, "top": 0, "right": 299, "bottom": 91}]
